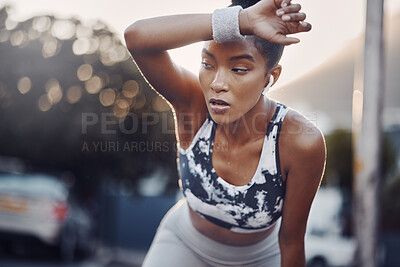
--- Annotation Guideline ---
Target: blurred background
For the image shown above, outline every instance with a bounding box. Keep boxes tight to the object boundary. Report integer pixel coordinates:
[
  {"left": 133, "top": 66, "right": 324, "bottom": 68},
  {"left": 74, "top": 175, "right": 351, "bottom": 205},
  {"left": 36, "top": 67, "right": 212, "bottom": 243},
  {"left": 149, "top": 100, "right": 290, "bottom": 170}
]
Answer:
[{"left": 0, "top": 0, "right": 399, "bottom": 266}]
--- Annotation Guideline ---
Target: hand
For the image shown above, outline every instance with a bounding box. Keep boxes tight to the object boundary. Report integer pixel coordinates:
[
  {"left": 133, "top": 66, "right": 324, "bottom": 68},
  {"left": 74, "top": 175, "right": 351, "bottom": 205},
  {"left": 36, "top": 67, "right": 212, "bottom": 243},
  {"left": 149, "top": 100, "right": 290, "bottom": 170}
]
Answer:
[{"left": 240, "top": 0, "right": 312, "bottom": 45}]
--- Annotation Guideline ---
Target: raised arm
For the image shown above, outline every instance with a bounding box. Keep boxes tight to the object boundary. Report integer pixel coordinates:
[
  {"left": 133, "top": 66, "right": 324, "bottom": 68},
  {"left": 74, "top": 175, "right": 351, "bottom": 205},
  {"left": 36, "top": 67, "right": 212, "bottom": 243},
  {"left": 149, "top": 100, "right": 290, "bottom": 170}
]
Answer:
[
  {"left": 124, "top": 14, "right": 212, "bottom": 108},
  {"left": 123, "top": 0, "right": 311, "bottom": 108}
]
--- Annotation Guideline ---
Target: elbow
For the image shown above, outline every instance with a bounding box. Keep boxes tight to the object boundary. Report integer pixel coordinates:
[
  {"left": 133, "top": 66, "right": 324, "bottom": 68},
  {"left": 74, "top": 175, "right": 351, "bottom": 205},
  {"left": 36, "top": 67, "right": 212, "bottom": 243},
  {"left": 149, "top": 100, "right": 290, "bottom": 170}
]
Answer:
[{"left": 123, "top": 21, "right": 144, "bottom": 53}]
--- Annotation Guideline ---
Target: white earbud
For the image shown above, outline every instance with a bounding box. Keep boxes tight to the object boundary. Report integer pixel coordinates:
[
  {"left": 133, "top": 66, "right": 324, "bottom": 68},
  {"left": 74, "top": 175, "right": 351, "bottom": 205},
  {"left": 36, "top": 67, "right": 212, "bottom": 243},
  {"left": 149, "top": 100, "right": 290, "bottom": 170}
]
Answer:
[{"left": 262, "top": 75, "right": 274, "bottom": 95}]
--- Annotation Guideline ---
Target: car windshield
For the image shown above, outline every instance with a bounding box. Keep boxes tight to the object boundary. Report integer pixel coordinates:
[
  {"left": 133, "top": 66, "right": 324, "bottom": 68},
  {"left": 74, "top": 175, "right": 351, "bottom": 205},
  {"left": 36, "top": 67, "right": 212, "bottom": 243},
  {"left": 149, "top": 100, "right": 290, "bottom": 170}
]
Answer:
[{"left": 0, "top": 173, "right": 68, "bottom": 199}]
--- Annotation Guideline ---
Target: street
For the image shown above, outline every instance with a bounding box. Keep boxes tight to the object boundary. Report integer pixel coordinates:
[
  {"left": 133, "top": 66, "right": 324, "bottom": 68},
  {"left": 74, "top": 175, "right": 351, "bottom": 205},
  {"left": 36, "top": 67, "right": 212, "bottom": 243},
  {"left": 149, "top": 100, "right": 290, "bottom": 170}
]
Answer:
[{"left": 0, "top": 244, "right": 146, "bottom": 267}]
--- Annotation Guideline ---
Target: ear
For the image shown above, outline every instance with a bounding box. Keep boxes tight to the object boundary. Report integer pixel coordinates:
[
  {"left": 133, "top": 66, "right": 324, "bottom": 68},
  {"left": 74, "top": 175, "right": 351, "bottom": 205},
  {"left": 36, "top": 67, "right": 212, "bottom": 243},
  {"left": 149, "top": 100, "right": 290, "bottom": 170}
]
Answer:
[{"left": 265, "top": 65, "right": 282, "bottom": 88}]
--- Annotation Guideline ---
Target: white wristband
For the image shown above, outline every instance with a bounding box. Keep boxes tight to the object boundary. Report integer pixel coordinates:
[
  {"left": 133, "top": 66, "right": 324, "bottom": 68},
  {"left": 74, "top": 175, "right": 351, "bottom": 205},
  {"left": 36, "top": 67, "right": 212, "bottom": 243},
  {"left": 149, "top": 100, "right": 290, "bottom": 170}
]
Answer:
[{"left": 212, "top": 6, "right": 245, "bottom": 43}]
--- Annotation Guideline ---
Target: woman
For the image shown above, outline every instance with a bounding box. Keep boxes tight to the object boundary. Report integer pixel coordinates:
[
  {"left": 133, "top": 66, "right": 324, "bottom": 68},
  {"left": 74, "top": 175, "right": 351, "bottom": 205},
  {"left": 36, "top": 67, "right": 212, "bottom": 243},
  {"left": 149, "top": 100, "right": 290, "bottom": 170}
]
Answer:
[{"left": 124, "top": 0, "right": 326, "bottom": 266}]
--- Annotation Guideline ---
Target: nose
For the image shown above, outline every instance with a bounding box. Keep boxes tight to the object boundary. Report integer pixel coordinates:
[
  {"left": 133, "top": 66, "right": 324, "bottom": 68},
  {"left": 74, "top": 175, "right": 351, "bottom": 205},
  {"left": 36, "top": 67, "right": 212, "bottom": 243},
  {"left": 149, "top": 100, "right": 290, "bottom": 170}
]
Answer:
[{"left": 210, "top": 70, "right": 228, "bottom": 93}]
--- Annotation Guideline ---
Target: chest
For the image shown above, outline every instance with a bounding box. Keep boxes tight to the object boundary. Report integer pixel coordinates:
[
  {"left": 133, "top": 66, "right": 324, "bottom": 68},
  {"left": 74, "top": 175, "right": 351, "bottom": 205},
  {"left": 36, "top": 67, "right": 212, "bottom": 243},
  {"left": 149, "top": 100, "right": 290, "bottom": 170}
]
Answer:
[{"left": 211, "top": 136, "right": 265, "bottom": 186}]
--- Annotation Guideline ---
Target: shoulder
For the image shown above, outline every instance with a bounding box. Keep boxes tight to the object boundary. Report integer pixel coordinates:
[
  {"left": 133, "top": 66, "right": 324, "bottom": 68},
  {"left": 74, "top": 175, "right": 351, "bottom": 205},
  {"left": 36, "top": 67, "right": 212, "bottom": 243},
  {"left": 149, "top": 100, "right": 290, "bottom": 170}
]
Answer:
[
  {"left": 279, "top": 108, "right": 326, "bottom": 174},
  {"left": 281, "top": 108, "right": 326, "bottom": 153}
]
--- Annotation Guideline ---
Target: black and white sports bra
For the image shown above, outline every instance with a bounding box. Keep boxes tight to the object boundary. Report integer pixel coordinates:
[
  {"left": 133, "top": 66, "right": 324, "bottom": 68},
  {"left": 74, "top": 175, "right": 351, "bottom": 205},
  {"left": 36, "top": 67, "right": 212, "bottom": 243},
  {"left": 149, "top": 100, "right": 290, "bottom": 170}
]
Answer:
[{"left": 178, "top": 103, "right": 289, "bottom": 233}]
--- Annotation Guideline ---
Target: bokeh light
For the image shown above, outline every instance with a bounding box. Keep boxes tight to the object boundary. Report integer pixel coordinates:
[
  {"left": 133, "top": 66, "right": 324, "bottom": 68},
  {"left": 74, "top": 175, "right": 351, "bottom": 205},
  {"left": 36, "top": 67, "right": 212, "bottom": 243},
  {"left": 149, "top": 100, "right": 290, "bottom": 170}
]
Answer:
[
  {"left": 47, "top": 85, "right": 63, "bottom": 104},
  {"left": 28, "top": 27, "right": 41, "bottom": 40},
  {"left": 17, "top": 77, "right": 32, "bottom": 94},
  {"left": 72, "top": 37, "right": 99, "bottom": 56},
  {"left": 100, "top": 45, "right": 129, "bottom": 66},
  {"left": 45, "top": 78, "right": 63, "bottom": 104},
  {"left": 38, "top": 94, "right": 52, "bottom": 111},
  {"left": 66, "top": 85, "right": 82, "bottom": 104},
  {"left": 85, "top": 76, "right": 103, "bottom": 94},
  {"left": 72, "top": 38, "right": 90, "bottom": 55},
  {"left": 87, "top": 38, "right": 99, "bottom": 54},
  {"left": 5, "top": 19, "right": 18, "bottom": 31},
  {"left": 45, "top": 78, "right": 60, "bottom": 93},
  {"left": 10, "top": 30, "right": 29, "bottom": 47},
  {"left": 42, "top": 37, "right": 61, "bottom": 58},
  {"left": 77, "top": 64, "right": 93, "bottom": 81},
  {"left": 113, "top": 104, "right": 129, "bottom": 118},
  {"left": 133, "top": 92, "right": 146, "bottom": 110},
  {"left": 76, "top": 24, "right": 92, "bottom": 38},
  {"left": 122, "top": 80, "right": 139, "bottom": 98},
  {"left": 99, "top": 88, "right": 116, "bottom": 107},
  {"left": 116, "top": 98, "right": 129, "bottom": 110},
  {"left": 98, "top": 35, "right": 112, "bottom": 52},
  {"left": 32, "top": 16, "right": 51, "bottom": 33},
  {"left": 0, "top": 6, "right": 157, "bottom": 120},
  {"left": 97, "top": 71, "right": 110, "bottom": 87},
  {"left": 91, "top": 20, "right": 106, "bottom": 31},
  {"left": 51, "top": 20, "right": 76, "bottom": 40}
]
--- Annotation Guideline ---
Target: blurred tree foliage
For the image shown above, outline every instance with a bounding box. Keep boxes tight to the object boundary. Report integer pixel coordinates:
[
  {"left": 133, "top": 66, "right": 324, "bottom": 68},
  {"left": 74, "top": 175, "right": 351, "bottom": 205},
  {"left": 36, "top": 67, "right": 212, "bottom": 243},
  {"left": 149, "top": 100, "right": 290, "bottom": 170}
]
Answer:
[
  {"left": 0, "top": 6, "right": 180, "bottom": 197},
  {"left": 323, "top": 129, "right": 353, "bottom": 189},
  {"left": 324, "top": 128, "right": 399, "bottom": 231},
  {"left": 324, "top": 129, "right": 396, "bottom": 189}
]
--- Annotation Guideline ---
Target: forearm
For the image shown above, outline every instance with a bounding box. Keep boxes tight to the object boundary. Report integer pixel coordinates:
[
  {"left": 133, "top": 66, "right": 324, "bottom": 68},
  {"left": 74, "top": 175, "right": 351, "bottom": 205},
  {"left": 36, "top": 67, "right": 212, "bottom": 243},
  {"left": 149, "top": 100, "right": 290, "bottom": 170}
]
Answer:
[
  {"left": 124, "top": 0, "right": 312, "bottom": 55},
  {"left": 280, "top": 241, "right": 306, "bottom": 267},
  {"left": 123, "top": 9, "right": 257, "bottom": 53},
  {"left": 124, "top": 14, "right": 213, "bottom": 53}
]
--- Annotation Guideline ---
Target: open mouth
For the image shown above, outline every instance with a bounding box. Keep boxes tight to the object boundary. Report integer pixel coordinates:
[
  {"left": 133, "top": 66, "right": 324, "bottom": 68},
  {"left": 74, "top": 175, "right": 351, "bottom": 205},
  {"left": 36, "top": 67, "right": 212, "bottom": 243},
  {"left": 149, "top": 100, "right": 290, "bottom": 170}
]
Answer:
[
  {"left": 209, "top": 98, "right": 230, "bottom": 106},
  {"left": 209, "top": 98, "right": 230, "bottom": 114}
]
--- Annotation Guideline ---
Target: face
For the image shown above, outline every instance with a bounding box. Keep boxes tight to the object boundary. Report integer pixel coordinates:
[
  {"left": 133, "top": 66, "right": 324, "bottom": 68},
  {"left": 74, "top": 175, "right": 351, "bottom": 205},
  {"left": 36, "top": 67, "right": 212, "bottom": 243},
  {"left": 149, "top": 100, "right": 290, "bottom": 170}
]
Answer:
[{"left": 199, "top": 39, "right": 270, "bottom": 125}]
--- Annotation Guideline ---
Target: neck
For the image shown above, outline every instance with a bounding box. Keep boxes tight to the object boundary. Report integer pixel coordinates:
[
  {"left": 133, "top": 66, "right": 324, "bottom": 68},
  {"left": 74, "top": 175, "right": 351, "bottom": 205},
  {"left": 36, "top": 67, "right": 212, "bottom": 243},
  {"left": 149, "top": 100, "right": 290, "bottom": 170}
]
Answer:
[{"left": 219, "top": 96, "right": 275, "bottom": 145}]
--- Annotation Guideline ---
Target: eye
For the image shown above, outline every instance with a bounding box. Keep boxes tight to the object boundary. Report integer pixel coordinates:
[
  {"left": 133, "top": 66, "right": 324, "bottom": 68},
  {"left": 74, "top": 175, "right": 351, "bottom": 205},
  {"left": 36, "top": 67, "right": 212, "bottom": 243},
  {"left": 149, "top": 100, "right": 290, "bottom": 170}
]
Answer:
[
  {"left": 232, "top": 68, "right": 249, "bottom": 74},
  {"left": 201, "top": 61, "right": 213, "bottom": 69}
]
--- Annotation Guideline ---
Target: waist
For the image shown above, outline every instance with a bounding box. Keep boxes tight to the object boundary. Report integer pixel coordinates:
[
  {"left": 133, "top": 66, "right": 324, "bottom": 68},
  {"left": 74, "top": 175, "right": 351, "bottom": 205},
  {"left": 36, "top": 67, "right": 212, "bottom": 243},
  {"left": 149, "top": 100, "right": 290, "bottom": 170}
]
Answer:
[
  {"left": 188, "top": 205, "right": 279, "bottom": 246},
  {"left": 160, "top": 199, "right": 281, "bottom": 265}
]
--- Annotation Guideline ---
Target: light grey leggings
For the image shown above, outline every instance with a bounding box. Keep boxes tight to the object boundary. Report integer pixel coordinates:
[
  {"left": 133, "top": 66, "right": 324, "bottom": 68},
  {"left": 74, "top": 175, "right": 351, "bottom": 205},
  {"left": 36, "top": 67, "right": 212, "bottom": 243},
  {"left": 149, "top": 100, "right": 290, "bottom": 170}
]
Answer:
[{"left": 142, "top": 199, "right": 281, "bottom": 267}]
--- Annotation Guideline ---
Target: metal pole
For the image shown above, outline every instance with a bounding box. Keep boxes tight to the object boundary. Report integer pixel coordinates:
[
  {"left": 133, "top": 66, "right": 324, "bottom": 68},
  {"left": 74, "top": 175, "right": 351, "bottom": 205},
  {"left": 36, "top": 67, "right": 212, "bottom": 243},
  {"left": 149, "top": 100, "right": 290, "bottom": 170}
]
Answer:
[{"left": 352, "top": 0, "right": 385, "bottom": 266}]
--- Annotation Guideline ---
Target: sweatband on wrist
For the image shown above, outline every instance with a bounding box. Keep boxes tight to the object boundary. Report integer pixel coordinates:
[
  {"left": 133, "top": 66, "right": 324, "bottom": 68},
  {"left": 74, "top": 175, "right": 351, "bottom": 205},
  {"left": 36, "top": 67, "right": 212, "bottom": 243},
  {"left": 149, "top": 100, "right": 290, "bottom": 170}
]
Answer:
[{"left": 212, "top": 6, "right": 245, "bottom": 43}]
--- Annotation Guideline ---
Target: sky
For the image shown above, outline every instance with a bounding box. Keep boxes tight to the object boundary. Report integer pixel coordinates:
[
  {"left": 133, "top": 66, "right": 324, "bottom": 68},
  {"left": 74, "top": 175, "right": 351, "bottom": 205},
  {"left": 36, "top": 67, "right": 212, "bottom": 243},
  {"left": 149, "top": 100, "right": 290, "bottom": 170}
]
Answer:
[{"left": 1, "top": 0, "right": 400, "bottom": 88}]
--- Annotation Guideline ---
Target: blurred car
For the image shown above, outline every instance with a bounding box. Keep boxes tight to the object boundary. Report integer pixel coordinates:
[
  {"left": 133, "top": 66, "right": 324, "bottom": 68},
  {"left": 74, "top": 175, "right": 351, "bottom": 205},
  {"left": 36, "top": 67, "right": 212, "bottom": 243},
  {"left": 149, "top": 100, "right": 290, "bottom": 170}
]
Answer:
[
  {"left": 305, "top": 187, "right": 356, "bottom": 267},
  {"left": 0, "top": 172, "right": 95, "bottom": 261},
  {"left": 305, "top": 231, "right": 356, "bottom": 267}
]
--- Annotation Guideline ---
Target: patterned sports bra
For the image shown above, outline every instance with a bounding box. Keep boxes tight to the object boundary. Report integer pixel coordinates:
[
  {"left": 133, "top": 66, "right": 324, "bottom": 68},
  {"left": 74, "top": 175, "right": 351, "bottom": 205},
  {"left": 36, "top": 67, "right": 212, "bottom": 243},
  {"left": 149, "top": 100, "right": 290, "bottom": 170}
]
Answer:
[{"left": 178, "top": 103, "right": 289, "bottom": 233}]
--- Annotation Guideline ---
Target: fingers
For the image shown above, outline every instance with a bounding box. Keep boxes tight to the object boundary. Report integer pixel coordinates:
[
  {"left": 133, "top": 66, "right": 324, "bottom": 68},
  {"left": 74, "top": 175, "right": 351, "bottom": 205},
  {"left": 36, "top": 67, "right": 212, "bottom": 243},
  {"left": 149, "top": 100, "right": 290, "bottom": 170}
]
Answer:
[
  {"left": 298, "top": 21, "right": 312, "bottom": 32},
  {"left": 276, "top": 4, "right": 301, "bottom": 16},
  {"left": 280, "top": 0, "right": 292, "bottom": 8},
  {"left": 274, "top": 35, "right": 300, "bottom": 46},
  {"left": 276, "top": 4, "right": 306, "bottom": 22},
  {"left": 281, "top": 12, "right": 306, "bottom": 22},
  {"left": 272, "top": 17, "right": 312, "bottom": 46},
  {"left": 276, "top": 2, "right": 311, "bottom": 32}
]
